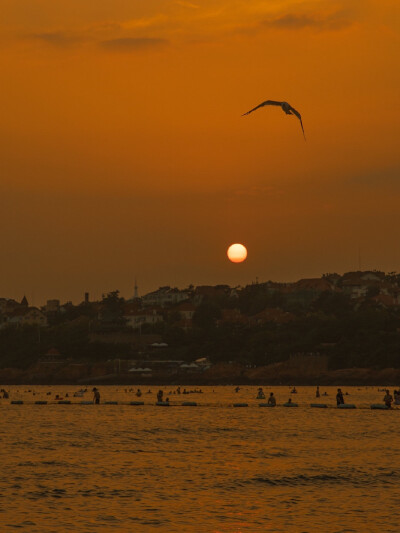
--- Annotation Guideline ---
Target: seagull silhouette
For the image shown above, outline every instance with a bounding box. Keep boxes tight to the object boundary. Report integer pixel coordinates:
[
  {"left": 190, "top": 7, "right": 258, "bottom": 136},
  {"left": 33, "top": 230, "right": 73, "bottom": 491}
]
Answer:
[{"left": 243, "top": 100, "right": 306, "bottom": 140}]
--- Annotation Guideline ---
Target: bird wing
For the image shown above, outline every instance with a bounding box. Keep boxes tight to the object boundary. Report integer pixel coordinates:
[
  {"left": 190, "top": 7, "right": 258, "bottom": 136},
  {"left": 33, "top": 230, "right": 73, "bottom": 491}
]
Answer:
[
  {"left": 242, "top": 100, "right": 282, "bottom": 116},
  {"left": 288, "top": 105, "right": 306, "bottom": 140}
]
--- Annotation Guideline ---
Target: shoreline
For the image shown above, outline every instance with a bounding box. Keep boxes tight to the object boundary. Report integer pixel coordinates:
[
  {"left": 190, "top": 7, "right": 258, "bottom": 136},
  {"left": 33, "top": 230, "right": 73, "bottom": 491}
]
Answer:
[
  {"left": 1, "top": 362, "right": 400, "bottom": 387},
  {"left": 0, "top": 376, "right": 399, "bottom": 387}
]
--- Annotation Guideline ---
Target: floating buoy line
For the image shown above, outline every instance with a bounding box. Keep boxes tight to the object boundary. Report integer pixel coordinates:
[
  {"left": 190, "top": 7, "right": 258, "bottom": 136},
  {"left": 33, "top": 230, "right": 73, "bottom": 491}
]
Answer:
[{"left": 2, "top": 400, "right": 397, "bottom": 410}]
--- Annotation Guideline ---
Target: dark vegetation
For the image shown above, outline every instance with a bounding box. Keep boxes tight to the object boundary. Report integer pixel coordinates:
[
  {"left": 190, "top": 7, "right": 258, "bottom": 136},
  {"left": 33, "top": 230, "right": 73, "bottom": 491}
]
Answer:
[{"left": 1, "top": 275, "right": 400, "bottom": 370}]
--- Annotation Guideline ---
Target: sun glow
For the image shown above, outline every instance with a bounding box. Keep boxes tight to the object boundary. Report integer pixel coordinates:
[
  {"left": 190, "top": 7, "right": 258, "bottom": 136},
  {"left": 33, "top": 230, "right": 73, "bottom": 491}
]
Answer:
[{"left": 227, "top": 243, "right": 247, "bottom": 263}]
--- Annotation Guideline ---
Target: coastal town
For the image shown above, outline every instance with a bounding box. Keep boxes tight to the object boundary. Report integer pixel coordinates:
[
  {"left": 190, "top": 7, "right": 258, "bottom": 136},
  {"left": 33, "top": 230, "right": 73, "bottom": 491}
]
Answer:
[{"left": 1, "top": 270, "right": 400, "bottom": 384}]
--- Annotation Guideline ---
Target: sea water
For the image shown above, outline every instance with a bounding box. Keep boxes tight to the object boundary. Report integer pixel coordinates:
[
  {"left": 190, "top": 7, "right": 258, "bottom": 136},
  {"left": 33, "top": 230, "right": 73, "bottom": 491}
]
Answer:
[{"left": 0, "top": 386, "right": 399, "bottom": 532}]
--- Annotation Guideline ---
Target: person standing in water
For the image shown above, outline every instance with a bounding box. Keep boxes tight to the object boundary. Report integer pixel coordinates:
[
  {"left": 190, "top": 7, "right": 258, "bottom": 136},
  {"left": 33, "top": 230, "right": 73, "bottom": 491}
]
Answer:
[
  {"left": 93, "top": 387, "right": 100, "bottom": 404},
  {"left": 394, "top": 389, "right": 400, "bottom": 405},
  {"left": 383, "top": 390, "right": 393, "bottom": 408},
  {"left": 316, "top": 386, "right": 320, "bottom": 398},
  {"left": 268, "top": 392, "right": 276, "bottom": 406},
  {"left": 336, "top": 388, "right": 344, "bottom": 406}
]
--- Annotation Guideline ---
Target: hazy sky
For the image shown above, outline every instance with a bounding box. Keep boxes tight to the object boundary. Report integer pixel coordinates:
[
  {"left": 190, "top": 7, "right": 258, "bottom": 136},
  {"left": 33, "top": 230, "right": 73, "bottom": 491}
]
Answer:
[{"left": 1, "top": 0, "right": 399, "bottom": 305}]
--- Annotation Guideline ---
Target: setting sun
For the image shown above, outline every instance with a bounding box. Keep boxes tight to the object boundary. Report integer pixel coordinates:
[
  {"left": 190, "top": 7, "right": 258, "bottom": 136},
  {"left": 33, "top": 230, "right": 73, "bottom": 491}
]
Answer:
[{"left": 227, "top": 243, "right": 247, "bottom": 263}]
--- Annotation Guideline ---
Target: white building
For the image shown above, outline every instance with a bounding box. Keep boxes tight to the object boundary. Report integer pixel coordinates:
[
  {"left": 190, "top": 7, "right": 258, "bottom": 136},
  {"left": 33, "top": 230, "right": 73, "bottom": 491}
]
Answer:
[
  {"left": 124, "top": 309, "right": 164, "bottom": 329},
  {"left": 141, "top": 286, "right": 189, "bottom": 307},
  {"left": 5, "top": 307, "right": 47, "bottom": 328}
]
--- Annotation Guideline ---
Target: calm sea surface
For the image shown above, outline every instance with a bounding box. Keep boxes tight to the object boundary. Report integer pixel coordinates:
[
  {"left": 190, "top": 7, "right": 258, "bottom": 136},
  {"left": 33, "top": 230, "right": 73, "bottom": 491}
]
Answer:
[{"left": 1, "top": 385, "right": 399, "bottom": 532}]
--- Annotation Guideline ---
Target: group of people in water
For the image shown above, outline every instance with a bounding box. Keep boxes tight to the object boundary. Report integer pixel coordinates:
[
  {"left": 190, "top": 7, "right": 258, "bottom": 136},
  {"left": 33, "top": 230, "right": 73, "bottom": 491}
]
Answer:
[
  {"left": 2, "top": 385, "right": 400, "bottom": 407},
  {"left": 247, "top": 385, "right": 400, "bottom": 409},
  {"left": 254, "top": 388, "right": 277, "bottom": 405},
  {"left": 383, "top": 389, "right": 400, "bottom": 408},
  {"left": 57, "top": 386, "right": 400, "bottom": 407},
  {"left": 88, "top": 386, "right": 400, "bottom": 408},
  {"left": 126, "top": 386, "right": 204, "bottom": 398},
  {"left": 254, "top": 385, "right": 328, "bottom": 405}
]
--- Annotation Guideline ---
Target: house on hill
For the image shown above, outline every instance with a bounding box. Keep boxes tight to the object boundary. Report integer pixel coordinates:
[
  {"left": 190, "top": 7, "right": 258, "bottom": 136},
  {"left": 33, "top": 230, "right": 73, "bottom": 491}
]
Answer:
[
  {"left": 293, "top": 278, "right": 334, "bottom": 292},
  {"left": 124, "top": 308, "right": 164, "bottom": 330},
  {"left": 168, "top": 302, "right": 197, "bottom": 330},
  {"left": 0, "top": 298, "right": 19, "bottom": 314},
  {"left": 44, "top": 300, "right": 60, "bottom": 314},
  {"left": 217, "top": 308, "right": 248, "bottom": 326},
  {"left": 342, "top": 271, "right": 385, "bottom": 299},
  {"left": 258, "top": 281, "right": 290, "bottom": 294},
  {"left": 4, "top": 307, "right": 47, "bottom": 328},
  {"left": 372, "top": 293, "right": 400, "bottom": 308},
  {"left": 141, "top": 287, "right": 189, "bottom": 307},
  {"left": 174, "top": 302, "right": 196, "bottom": 320},
  {"left": 193, "top": 285, "right": 231, "bottom": 305},
  {"left": 249, "top": 308, "right": 296, "bottom": 326},
  {"left": 283, "top": 278, "right": 334, "bottom": 306},
  {"left": 39, "top": 348, "right": 65, "bottom": 364}
]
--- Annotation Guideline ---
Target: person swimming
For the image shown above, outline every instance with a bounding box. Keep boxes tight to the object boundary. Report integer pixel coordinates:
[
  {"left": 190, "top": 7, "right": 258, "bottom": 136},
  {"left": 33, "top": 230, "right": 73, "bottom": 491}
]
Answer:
[{"left": 256, "top": 387, "right": 265, "bottom": 400}]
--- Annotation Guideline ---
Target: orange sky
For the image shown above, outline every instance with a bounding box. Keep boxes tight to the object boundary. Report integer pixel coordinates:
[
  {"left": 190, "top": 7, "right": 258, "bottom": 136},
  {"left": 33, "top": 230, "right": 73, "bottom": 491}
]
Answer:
[{"left": 0, "top": 0, "right": 399, "bottom": 304}]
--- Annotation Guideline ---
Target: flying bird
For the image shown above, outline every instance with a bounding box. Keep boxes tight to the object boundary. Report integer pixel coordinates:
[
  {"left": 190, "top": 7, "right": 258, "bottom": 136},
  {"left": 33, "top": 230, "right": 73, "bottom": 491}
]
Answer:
[{"left": 243, "top": 100, "right": 306, "bottom": 140}]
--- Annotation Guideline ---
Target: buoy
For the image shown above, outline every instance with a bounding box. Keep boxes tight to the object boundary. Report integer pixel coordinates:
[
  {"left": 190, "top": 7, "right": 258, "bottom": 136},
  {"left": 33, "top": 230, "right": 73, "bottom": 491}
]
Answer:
[
  {"left": 233, "top": 403, "right": 248, "bottom": 407},
  {"left": 370, "top": 404, "right": 389, "bottom": 410},
  {"left": 283, "top": 402, "right": 298, "bottom": 407},
  {"left": 259, "top": 403, "right": 275, "bottom": 407},
  {"left": 130, "top": 401, "right": 144, "bottom": 406},
  {"left": 35, "top": 401, "right": 47, "bottom": 405},
  {"left": 11, "top": 400, "right": 23, "bottom": 404},
  {"left": 182, "top": 402, "right": 197, "bottom": 406},
  {"left": 338, "top": 404, "right": 356, "bottom": 409},
  {"left": 310, "top": 403, "right": 328, "bottom": 408}
]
